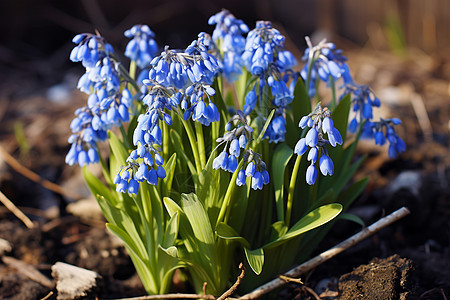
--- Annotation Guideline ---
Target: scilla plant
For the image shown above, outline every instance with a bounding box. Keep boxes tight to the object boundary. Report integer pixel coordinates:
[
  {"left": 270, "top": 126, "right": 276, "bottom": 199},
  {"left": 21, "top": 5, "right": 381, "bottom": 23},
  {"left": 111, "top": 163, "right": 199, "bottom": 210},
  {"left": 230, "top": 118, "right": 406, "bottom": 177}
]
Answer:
[{"left": 66, "top": 10, "right": 405, "bottom": 296}]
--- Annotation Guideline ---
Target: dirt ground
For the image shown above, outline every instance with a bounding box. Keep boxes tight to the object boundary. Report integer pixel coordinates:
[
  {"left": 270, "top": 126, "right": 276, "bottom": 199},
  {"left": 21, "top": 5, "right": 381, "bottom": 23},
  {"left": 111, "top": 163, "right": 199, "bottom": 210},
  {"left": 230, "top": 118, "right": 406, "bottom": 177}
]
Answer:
[{"left": 0, "top": 46, "right": 449, "bottom": 299}]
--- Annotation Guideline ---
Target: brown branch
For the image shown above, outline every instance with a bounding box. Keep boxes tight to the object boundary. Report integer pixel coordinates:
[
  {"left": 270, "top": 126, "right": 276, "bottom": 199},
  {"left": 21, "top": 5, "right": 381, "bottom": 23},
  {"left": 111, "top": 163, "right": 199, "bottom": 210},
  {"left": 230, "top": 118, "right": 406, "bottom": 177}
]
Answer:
[
  {"left": 116, "top": 264, "right": 246, "bottom": 300},
  {"left": 0, "top": 145, "right": 83, "bottom": 200},
  {"left": 217, "top": 263, "right": 246, "bottom": 300},
  {"left": 114, "top": 294, "right": 216, "bottom": 300},
  {"left": 2, "top": 256, "right": 55, "bottom": 289},
  {"left": 0, "top": 190, "right": 34, "bottom": 229},
  {"left": 240, "top": 207, "right": 411, "bottom": 299}
]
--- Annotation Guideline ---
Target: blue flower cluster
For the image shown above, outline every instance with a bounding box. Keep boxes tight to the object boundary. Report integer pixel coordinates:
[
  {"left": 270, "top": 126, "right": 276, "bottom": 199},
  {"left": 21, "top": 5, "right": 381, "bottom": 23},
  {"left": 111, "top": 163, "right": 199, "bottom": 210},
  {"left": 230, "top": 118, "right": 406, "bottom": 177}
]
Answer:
[
  {"left": 182, "top": 82, "right": 220, "bottom": 126},
  {"left": 362, "top": 118, "right": 406, "bottom": 158},
  {"left": 149, "top": 34, "right": 219, "bottom": 90},
  {"left": 238, "top": 150, "right": 270, "bottom": 190},
  {"left": 124, "top": 25, "right": 159, "bottom": 69},
  {"left": 115, "top": 80, "right": 179, "bottom": 194},
  {"left": 300, "top": 37, "right": 351, "bottom": 98},
  {"left": 208, "top": 9, "right": 249, "bottom": 82},
  {"left": 340, "top": 72, "right": 405, "bottom": 158},
  {"left": 342, "top": 84, "right": 381, "bottom": 133},
  {"left": 113, "top": 33, "right": 224, "bottom": 194},
  {"left": 213, "top": 111, "right": 269, "bottom": 190},
  {"left": 241, "top": 21, "right": 297, "bottom": 143},
  {"left": 294, "top": 104, "right": 343, "bottom": 185},
  {"left": 66, "top": 33, "right": 132, "bottom": 167}
]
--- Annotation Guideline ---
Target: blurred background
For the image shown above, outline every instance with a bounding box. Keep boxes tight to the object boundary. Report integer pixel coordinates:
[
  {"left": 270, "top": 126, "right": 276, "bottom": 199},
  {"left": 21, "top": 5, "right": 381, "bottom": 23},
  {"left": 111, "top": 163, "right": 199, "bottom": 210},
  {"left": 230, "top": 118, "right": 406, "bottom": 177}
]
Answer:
[{"left": 1, "top": 0, "right": 450, "bottom": 92}]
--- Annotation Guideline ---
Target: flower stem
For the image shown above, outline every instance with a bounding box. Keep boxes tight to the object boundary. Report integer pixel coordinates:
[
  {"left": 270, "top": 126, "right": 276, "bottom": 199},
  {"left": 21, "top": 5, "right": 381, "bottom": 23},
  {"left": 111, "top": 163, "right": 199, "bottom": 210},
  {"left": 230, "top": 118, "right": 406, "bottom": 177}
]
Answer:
[
  {"left": 195, "top": 122, "right": 206, "bottom": 168},
  {"left": 217, "top": 159, "right": 244, "bottom": 227},
  {"left": 162, "top": 121, "right": 169, "bottom": 162},
  {"left": 305, "top": 54, "right": 316, "bottom": 98},
  {"left": 285, "top": 154, "right": 302, "bottom": 226},
  {"left": 181, "top": 118, "right": 202, "bottom": 174},
  {"left": 329, "top": 75, "right": 337, "bottom": 110},
  {"left": 129, "top": 60, "right": 137, "bottom": 80}
]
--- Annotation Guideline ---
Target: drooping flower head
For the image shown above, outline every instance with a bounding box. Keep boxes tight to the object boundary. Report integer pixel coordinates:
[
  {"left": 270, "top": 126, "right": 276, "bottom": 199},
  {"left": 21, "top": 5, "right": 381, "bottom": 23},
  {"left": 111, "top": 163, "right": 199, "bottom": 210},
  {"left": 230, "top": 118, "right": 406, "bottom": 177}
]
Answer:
[
  {"left": 301, "top": 37, "right": 351, "bottom": 98},
  {"left": 294, "top": 103, "right": 343, "bottom": 185},
  {"left": 213, "top": 111, "right": 269, "bottom": 190},
  {"left": 241, "top": 21, "right": 296, "bottom": 143},
  {"left": 208, "top": 9, "right": 249, "bottom": 82},
  {"left": 361, "top": 118, "right": 406, "bottom": 158},
  {"left": 124, "top": 24, "right": 159, "bottom": 69},
  {"left": 149, "top": 33, "right": 220, "bottom": 90},
  {"left": 342, "top": 83, "right": 381, "bottom": 133},
  {"left": 67, "top": 33, "right": 132, "bottom": 167},
  {"left": 242, "top": 21, "right": 296, "bottom": 76}
]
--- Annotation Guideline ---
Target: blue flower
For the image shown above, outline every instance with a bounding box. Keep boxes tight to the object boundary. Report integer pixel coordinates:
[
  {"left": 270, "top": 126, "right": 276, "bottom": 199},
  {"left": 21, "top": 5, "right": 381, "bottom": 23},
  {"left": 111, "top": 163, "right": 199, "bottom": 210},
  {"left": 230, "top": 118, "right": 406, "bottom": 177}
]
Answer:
[
  {"left": 208, "top": 9, "right": 249, "bottom": 82},
  {"left": 213, "top": 151, "right": 229, "bottom": 170},
  {"left": 361, "top": 118, "right": 406, "bottom": 158},
  {"left": 124, "top": 25, "right": 159, "bottom": 69},
  {"left": 319, "top": 154, "right": 334, "bottom": 176},
  {"left": 149, "top": 35, "right": 220, "bottom": 90},
  {"left": 306, "top": 164, "right": 317, "bottom": 185},
  {"left": 294, "top": 104, "right": 342, "bottom": 185},
  {"left": 300, "top": 37, "right": 351, "bottom": 97},
  {"left": 243, "top": 88, "right": 257, "bottom": 115},
  {"left": 181, "top": 82, "right": 219, "bottom": 126},
  {"left": 342, "top": 83, "right": 381, "bottom": 133},
  {"left": 263, "top": 112, "right": 287, "bottom": 143},
  {"left": 236, "top": 169, "right": 247, "bottom": 186}
]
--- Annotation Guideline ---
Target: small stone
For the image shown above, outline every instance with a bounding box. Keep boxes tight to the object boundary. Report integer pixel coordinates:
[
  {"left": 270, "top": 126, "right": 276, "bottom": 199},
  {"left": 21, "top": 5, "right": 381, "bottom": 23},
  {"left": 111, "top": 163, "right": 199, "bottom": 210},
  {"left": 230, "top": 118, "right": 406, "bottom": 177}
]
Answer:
[{"left": 51, "top": 262, "right": 102, "bottom": 300}]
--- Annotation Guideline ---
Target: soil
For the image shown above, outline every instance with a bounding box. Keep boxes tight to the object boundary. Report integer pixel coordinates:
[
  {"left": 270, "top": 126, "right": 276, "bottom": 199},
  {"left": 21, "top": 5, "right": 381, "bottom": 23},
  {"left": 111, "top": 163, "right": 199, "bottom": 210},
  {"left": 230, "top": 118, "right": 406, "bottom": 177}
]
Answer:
[{"left": 0, "top": 46, "right": 449, "bottom": 298}]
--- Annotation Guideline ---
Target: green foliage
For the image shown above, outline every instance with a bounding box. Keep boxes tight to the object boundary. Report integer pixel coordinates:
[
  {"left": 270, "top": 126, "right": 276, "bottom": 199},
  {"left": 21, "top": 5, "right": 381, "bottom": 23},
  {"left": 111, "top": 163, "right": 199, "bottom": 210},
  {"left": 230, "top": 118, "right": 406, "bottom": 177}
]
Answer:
[{"left": 75, "top": 31, "right": 374, "bottom": 297}]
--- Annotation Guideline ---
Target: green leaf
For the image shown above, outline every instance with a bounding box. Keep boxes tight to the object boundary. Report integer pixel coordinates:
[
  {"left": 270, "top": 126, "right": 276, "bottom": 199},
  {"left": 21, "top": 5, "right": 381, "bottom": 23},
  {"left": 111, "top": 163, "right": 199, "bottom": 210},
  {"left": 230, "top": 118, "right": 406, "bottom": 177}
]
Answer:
[
  {"left": 244, "top": 247, "right": 264, "bottom": 275},
  {"left": 162, "top": 153, "right": 177, "bottom": 195},
  {"left": 181, "top": 193, "right": 215, "bottom": 248},
  {"left": 108, "top": 131, "right": 129, "bottom": 175},
  {"left": 272, "top": 144, "right": 293, "bottom": 221},
  {"left": 336, "top": 177, "right": 369, "bottom": 209},
  {"left": 170, "top": 129, "right": 196, "bottom": 177},
  {"left": 216, "top": 222, "right": 251, "bottom": 248},
  {"left": 339, "top": 213, "right": 365, "bottom": 227},
  {"left": 293, "top": 77, "right": 311, "bottom": 119},
  {"left": 82, "top": 166, "right": 117, "bottom": 206},
  {"left": 254, "top": 109, "right": 275, "bottom": 145},
  {"left": 158, "top": 245, "right": 178, "bottom": 258},
  {"left": 331, "top": 93, "right": 351, "bottom": 144},
  {"left": 270, "top": 221, "right": 289, "bottom": 241},
  {"left": 161, "top": 211, "right": 179, "bottom": 249},
  {"left": 264, "top": 203, "right": 343, "bottom": 249},
  {"left": 163, "top": 197, "right": 182, "bottom": 218},
  {"left": 106, "top": 223, "right": 147, "bottom": 261}
]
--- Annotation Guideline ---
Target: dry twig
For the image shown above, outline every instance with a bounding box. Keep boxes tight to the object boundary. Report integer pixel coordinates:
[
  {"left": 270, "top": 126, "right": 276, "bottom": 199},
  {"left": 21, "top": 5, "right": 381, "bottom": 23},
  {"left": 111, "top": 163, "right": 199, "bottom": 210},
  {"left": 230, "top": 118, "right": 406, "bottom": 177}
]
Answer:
[
  {"left": 0, "top": 190, "right": 34, "bottom": 229},
  {"left": 2, "top": 256, "right": 55, "bottom": 289},
  {"left": 217, "top": 263, "right": 245, "bottom": 300},
  {"left": 411, "top": 94, "right": 433, "bottom": 143},
  {"left": 0, "top": 145, "right": 83, "bottom": 200},
  {"left": 239, "top": 207, "right": 410, "bottom": 299}
]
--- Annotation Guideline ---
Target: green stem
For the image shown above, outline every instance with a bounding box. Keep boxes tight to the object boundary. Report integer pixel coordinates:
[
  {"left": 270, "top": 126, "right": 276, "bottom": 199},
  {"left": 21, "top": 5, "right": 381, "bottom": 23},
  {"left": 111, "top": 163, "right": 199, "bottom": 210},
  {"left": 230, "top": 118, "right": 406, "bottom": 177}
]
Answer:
[
  {"left": 285, "top": 154, "right": 302, "bottom": 226},
  {"left": 308, "top": 172, "right": 319, "bottom": 210},
  {"left": 305, "top": 54, "right": 316, "bottom": 98},
  {"left": 129, "top": 60, "right": 137, "bottom": 80},
  {"left": 329, "top": 75, "right": 337, "bottom": 110},
  {"left": 97, "top": 150, "right": 113, "bottom": 187},
  {"left": 180, "top": 118, "right": 202, "bottom": 174},
  {"left": 217, "top": 159, "right": 244, "bottom": 227},
  {"left": 195, "top": 122, "right": 206, "bottom": 168},
  {"left": 119, "top": 126, "right": 132, "bottom": 149},
  {"left": 162, "top": 121, "right": 169, "bottom": 162}
]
